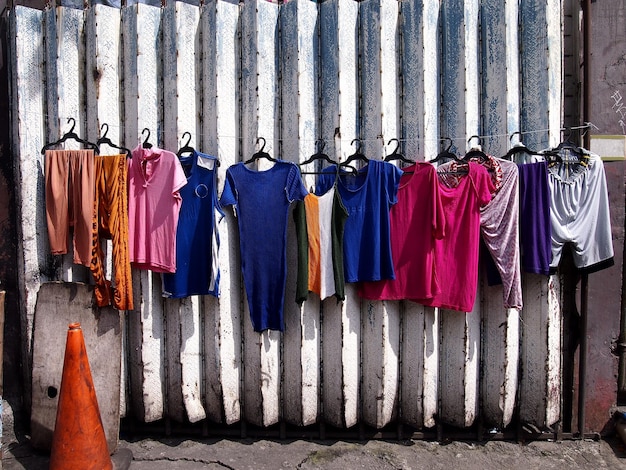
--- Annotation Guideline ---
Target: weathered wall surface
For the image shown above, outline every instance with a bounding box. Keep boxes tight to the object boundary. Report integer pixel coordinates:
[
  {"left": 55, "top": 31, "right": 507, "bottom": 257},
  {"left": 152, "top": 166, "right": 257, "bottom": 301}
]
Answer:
[{"left": 7, "top": 0, "right": 619, "bottom": 435}]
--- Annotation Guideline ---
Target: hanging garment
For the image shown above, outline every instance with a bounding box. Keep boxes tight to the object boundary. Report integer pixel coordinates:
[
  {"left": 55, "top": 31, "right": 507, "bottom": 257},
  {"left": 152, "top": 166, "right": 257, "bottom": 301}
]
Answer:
[
  {"left": 127, "top": 145, "right": 187, "bottom": 273},
  {"left": 359, "top": 162, "right": 445, "bottom": 301},
  {"left": 293, "top": 185, "right": 348, "bottom": 304},
  {"left": 517, "top": 161, "right": 552, "bottom": 275},
  {"left": 467, "top": 155, "right": 523, "bottom": 310},
  {"left": 89, "top": 154, "right": 133, "bottom": 311},
  {"left": 162, "top": 151, "right": 223, "bottom": 298},
  {"left": 220, "top": 161, "right": 308, "bottom": 332},
  {"left": 547, "top": 151, "right": 614, "bottom": 272},
  {"left": 44, "top": 149, "right": 95, "bottom": 266},
  {"left": 415, "top": 161, "right": 494, "bottom": 312},
  {"left": 314, "top": 160, "right": 403, "bottom": 283}
]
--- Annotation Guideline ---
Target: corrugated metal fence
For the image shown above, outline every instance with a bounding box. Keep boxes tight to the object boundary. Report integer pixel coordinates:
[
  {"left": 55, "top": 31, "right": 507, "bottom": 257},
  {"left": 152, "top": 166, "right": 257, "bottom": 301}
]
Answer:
[{"left": 9, "top": 0, "right": 565, "bottom": 434}]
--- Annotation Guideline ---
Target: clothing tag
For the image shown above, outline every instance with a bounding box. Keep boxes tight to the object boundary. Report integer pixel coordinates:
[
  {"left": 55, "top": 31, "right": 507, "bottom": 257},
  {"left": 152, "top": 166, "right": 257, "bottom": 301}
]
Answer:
[{"left": 197, "top": 155, "right": 216, "bottom": 171}]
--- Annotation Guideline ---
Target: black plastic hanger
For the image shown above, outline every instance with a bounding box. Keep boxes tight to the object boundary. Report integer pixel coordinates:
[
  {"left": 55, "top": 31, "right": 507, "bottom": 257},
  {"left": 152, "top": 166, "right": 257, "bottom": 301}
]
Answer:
[
  {"left": 177, "top": 132, "right": 195, "bottom": 157},
  {"left": 551, "top": 127, "right": 587, "bottom": 166},
  {"left": 41, "top": 118, "right": 100, "bottom": 154},
  {"left": 96, "top": 123, "right": 131, "bottom": 158},
  {"left": 504, "top": 131, "right": 538, "bottom": 160},
  {"left": 244, "top": 137, "right": 277, "bottom": 164},
  {"left": 339, "top": 139, "right": 369, "bottom": 170},
  {"left": 384, "top": 138, "right": 413, "bottom": 165},
  {"left": 141, "top": 128, "right": 153, "bottom": 149},
  {"left": 299, "top": 139, "right": 341, "bottom": 175},
  {"left": 429, "top": 137, "right": 462, "bottom": 165},
  {"left": 464, "top": 135, "right": 488, "bottom": 162},
  {"left": 299, "top": 139, "right": 338, "bottom": 167}
]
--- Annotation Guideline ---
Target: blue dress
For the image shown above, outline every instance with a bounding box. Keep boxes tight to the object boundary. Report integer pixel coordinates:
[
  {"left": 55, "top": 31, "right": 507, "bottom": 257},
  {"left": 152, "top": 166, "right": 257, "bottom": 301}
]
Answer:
[
  {"left": 315, "top": 160, "right": 402, "bottom": 283},
  {"left": 162, "top": 151, "right": 223, "bottom": 298},
  {"left": 220, "top": 161, "right": 308, "bottom": 332}
]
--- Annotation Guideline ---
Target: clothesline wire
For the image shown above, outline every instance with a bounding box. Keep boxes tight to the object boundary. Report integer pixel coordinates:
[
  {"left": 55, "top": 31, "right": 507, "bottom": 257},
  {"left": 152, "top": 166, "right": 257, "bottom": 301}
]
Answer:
[{"left": 23, "top": 111, "right": 597, "bottom": 148}]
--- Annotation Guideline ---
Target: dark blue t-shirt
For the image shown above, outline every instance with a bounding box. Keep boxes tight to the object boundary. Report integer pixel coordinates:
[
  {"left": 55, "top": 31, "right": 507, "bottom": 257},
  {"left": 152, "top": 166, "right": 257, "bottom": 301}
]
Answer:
[
  {"left": 220, "top": 161, "right": 308, "bottom": 332},
  {"left": 315, "top": 160, "right": 402, "bottom": 282}
]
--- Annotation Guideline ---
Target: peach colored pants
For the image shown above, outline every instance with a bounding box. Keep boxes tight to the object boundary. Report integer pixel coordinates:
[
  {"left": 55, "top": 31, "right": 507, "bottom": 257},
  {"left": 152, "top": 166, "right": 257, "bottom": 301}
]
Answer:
[
  {"left": 89, "top": 155, "right": 133, "bottom": 311},
  {"left": 45, "top": 150, "right": 95, "bottom": 266}
]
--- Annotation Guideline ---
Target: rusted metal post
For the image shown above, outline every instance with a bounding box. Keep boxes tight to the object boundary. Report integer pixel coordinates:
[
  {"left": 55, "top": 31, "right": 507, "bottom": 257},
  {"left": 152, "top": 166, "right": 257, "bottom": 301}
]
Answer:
[
  {"left": 579, "top": 0, "right": 592, "bottom": 438},
  {"left": 0, "top": 290, "right": 5, "bottom": 468}
]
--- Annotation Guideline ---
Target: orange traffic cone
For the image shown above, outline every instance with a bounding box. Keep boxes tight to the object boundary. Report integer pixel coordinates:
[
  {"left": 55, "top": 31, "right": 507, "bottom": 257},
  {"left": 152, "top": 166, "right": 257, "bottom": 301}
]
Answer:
[{"left": 49, "top": 322, "right": 113, "bottom": 470}]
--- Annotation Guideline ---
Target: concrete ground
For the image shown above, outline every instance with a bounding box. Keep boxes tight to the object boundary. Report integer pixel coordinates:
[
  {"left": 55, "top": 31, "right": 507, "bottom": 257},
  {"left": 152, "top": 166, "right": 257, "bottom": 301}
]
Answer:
[{"left": 3, "top": 401, "right": 626, "bottom": 469}]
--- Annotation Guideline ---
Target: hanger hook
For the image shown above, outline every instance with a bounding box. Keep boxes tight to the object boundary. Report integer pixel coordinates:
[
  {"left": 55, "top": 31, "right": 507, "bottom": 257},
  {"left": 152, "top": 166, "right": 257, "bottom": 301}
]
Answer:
[
  {"left": 66, "top": 117, "right": 76, "bottom": 135},
  {"left": 562, "top": 127, "right": 572, "bottom": 141},
  {"left": 142, "top": 128, "right": 151, "bottom": 144},
  {"left": 315, "top": 139, "right": 326, "bottom": 154},
  {"left": 387, "top": 138, "right": 400, "bottom": 155},
  {"left": 181, "top": 131, "right": 192, "bottom": 148},
  {"left": 100, "top": 123, "right": 109, "bottom": 139},
  {"left": 580, "top": 124, "right": 590, "bottom": 140},
  {"left": 442, "top": 136, "right": 453, "bottom": 152},
  {"left": 256, "top": 137, "right": 267, "bottom": 153},
  {"left": 509, "top": 131, "right": 522, "bottom": 143},
  {"left": 468, "top": 135, "right": 481, "bottom": 148},
  {"left": 350, "top": 138, "right": 362, "bottom": 153}
]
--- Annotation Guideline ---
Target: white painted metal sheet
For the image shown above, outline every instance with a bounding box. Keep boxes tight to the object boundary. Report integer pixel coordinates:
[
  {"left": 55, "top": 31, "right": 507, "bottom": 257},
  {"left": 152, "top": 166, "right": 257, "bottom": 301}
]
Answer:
[
  {"left": 437, "top": 0, "right": 480, "bottom": 429},
  {"left": 201, "top": 0, "right": 242, "bottom": 426},
  {"left": 280, "top": 0, "right": 320, "bottom": 428},
  {"left": 84, "top": 4, "right": 126, "bottom": 417},
  {"left": 359, "top": 0, "right": 400, "bottom": 430},
  {"left": 9, "top": 7, "right": 47, "bottom": 396},
  {"left": 122, "top": 4, "right": 165, "bottom": 423},
  {"left": 478, "top": 0, "right": 520, "bottom": 429},
  {"left": 9, "top": 0, "right": 567, "bottom": 435},
  {"left": 240, "top": 0, "right": 281, "bottom": 428},
  {"left": 162, "top": 0, "right": 206, "bottom": 425}
]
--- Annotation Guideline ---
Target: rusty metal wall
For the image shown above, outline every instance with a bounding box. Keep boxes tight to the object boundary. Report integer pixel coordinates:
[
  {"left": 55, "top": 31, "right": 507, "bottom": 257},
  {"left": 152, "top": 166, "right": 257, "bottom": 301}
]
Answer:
[{"left": 9, "top": 0, "right": 570, "bottom": 433}]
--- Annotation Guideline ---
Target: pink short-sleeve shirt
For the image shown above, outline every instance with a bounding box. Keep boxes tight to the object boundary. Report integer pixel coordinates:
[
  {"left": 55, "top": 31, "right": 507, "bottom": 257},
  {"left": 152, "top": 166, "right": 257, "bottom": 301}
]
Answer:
[
  {"left": 128, "top": 145, "right": 187, "bottom": 273},
  {"left": 416, "top": 162, "right": 493, "bottom": 312}
]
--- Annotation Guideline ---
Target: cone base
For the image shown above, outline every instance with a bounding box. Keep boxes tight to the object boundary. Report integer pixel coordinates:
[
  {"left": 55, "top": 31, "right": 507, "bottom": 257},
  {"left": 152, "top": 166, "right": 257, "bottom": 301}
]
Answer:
[{"left": 111, "top": 447, "right": 133, "bottom": 470}]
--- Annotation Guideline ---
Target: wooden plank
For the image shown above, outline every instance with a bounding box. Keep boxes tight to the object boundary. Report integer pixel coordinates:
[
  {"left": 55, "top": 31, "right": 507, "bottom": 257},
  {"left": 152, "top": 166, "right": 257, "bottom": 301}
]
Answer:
[
  {"left": 162, "top": 0, "right": 205, "bottom": 424},
  {"left": 335, "top": 0, "right": 361, "bottom": 429},
  {"left": 546, "top": 275, "right": 561, "bottom": 427},
  {"left": 520, "top": 0, "right": 551, "bottom": 150},
  {"left": 84, "top": 4, "right": 126, "bottom": 417},
  {"left": 422, "top": 1, "right": 440, "bottom": 159},
  {"left": 420, "top": 0, "right": 441, "bottom": 429},
  {"left": 464, "top": 0, "right": 480, "bottom": 145},
  {"left": 362, "top": 300, "right": 400, "bottom": 429},
  {"left": 122, "top": 4, "right": 165, "bottom": 423},
  {"left": 519, "top": 274, "right": 550, "bottom": 427},
  {"left": 30, "top": 282, "right": 122, "bottom": 454},
  {"left": 481, "top": 284, "right": 517, "bottom": 429},
  {"left": 400, "top": 0, "right": 425, "bottom": 159},
  {"left": 505, "top": 0, "right": 521, "bottom": 139},
  {"left": 438, "top": 0, "right": 479, "bottom": 429},
  {"left": 317, "top": 1, "right": 343, "bottom": 429},
  {"left": 201, "top": 0, "right": 242, "bottom": 426},
  {"left": 280, "top": 0, "right": 320, "bottom": 427},
  {"left": 400, "top": 302, "right": 424, "bottom": 428},
  {"left": 9, "top": 6, "right": 47, "bottom": 405},
  {"left": 359, "top": 0, "right": 383, "bottom": 158},
  {"left": 480, "top": 0, "right": 508, "bottom": 155},
  {"left": 478, "top": 0, "right": 519, "bottom": 429},
  {"left": 46, "top": 7, "right": 90, "bottom": 283},
  {"left": 379, "top": 0, "right": 399, "bottom": 149},
  {"left": 518, "top": 0, "right": 561, "bottom": 428},
  {"left": 240, "top": 0, "right": 281, "bottom": 427},
  {"left": 358, "top": 0, "right": 399, "bottom": 430},
  {"left": 439, "top": 0, "right": 465, "bottom": 153},
  {"left": 546, "top": 0, "right": 562, "bottom": 148}
]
